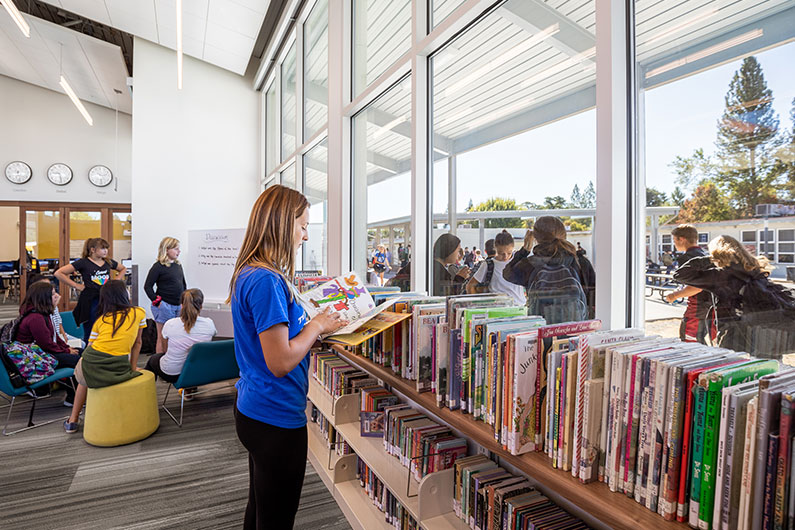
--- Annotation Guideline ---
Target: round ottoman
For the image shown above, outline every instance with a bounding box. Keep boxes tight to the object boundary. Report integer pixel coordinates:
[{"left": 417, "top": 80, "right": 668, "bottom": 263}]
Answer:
[{"left": 84, "top": 369, "right": 160, "bottom": 447}]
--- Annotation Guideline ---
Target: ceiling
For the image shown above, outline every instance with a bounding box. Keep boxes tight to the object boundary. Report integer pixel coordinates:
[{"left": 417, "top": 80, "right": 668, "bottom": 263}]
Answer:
[
  {"left": 0, "top": 10, "right": 133, "bottom": 113},
  {"left": 40, "top": 0, "right": 273, "bottom": 75}
]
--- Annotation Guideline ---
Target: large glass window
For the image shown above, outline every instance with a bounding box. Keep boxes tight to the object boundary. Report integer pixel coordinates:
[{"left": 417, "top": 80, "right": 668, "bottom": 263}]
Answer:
[
  {"left": 281, "top": 42, "right": 297, "bottom": 160},
  {"left": 429, "top": 0, "right": 597, "bottom": 317},
  {"left": 281, "top": 163, "right": 297, "bottom": 190},
  {"left": 265, "top": 81, "right": 279, "bottom": 174},
  {"left": 304, "top": 0, "right": 328, "bottom": 139},
  {"left": 352, "top": 78, "right": 412, "bottom": 290},
  {"left": 353, "top": 0, "right": 412, "bottom": 96},
  {"left": 304, "top": 139, "right": 329, "bottom": 273},
  {"left": 636, "top": 0, "right": 795, "bottom": 354},
  {"left": 431, "top": 0, "right": 466, "bottom": 28}
]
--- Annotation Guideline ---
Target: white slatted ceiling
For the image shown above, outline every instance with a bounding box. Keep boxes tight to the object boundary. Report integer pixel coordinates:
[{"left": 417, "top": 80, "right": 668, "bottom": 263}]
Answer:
[
  {"left": 432, "top": 0, "right": 467, "bottom": 28},
  {"left": 0, "top": 12, "right": 131, "bottom": 113},
  {"left": 361, "top": 0, "right": 411, "bottom": 88}
]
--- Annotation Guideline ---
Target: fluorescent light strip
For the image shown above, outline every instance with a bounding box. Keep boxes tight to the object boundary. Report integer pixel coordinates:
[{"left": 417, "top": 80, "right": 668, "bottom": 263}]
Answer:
[
  {"left": 444, "top": 24, "right": 560, "bottom": 98},
  {"left": 176, "top": 0, "right": 183, "bottom": 89},
  {"left": 59, "top": 75, "right": 93, "bottom": 126},
  {"left": 520, "top": 47, "right": 595, "bottom": 89},
  {"left": 1, "top": 0, "right": 30, "bottom": 37},
  {"left": 645, "top": 29, "right": 763, "bottom": 79},
  {"left": 644, "top": 8, "right": 718, "bottom": 45}
]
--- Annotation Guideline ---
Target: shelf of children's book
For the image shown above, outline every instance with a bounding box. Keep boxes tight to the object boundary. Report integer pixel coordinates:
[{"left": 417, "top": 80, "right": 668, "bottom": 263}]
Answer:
[
  {"left": 335, "top": 479, "right": 394, "bottom": 530},
  {"left": 329, "top": 344, "right": 690, "bottom": 530},
  {"left": 307, "top": 375, "right": 363, "bottom": 425},
  {"left": 421, "top": 512, "right": 469, "bottom": 529}
]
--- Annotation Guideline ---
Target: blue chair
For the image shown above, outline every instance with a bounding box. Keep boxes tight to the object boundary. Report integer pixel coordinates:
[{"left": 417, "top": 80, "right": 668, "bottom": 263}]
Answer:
[
  {"left": 161, "top": 340, "right": 238, "bottom": 426},
  {"left": 61, "top": 311, "right": 84, "bottom": 340},
  {"left": 0, "top": 365, "right": 75, "bottom": 435}
]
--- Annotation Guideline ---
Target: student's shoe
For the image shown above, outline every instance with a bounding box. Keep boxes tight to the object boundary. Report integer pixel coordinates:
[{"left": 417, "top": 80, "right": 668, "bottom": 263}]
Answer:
[
  {"left": 180, "top": 388, "right": 196, "bottom": 401},
  {"left": 63, "top": 421, "right": 79, "bottom": 434},
  {"left": 63, "top": 400, "right": 73, "bottom": 407}
]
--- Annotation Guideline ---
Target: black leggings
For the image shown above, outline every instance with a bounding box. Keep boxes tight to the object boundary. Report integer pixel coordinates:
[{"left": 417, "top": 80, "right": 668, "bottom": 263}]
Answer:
[
  {"left": 234, "top": 405, "right": 307, "bottom": 530},
  {"left": 144, "top": 353, "right": 179, "bottom": 384}
]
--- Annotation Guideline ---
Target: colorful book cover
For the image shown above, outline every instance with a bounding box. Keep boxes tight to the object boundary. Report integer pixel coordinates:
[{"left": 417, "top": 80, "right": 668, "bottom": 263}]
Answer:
[
  {"left": 436, "top": 321, "right": 449, "bottom": 408},
  {"left": 581, "top": 378, "right": 604, "bottom": 483},
  {"left": 562, "top": 350, "right": 577, "bottom": 472},
  {"left": 414, "top": 307, "right": 444, "bottom": 393},
  {"left": 510, "top": 331, "right": 540, "bottom": 455},
  {"left": 738, "top": 395, "right": 758, "bottom": 530},
  {"left": 775, "top": 392, "right": 795, "bottom": 530}
]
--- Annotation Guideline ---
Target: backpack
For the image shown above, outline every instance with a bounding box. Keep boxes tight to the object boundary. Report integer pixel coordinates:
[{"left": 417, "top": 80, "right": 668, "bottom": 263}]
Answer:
[
  {"left": 140, "top": 318, "right": 158, "bottom": 354},
  {"left": 730, "top": 269, "right": 795, "bottom": 317},
  {"left": 0, "top": 341, "right": 56, "bottom": 387},
  {"left": 467, "top": 259, "right": 495, "bottom": 294},
  {"left": 0, "top": 312, "right": 27, "bottom": 343},
  {"left": 526, "top": 258, "right": 588, "bottom": 324}
]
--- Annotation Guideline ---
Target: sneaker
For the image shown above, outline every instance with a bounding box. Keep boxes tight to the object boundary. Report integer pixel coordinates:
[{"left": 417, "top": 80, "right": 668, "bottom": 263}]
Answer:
[
  {"left": 180, "top": 388, "right": 195, "bottom": 401},
  {"left": 63, "top": 420, "right": 79, "bottom": 434},
  {"left": 63, "top": 400, "right": 73, "bottom": 408}
]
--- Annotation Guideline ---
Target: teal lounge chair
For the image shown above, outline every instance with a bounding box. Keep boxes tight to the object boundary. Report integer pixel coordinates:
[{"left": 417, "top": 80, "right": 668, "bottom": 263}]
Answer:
[{"left": 0, "top": 365, "right": 75, "bottom": 435}]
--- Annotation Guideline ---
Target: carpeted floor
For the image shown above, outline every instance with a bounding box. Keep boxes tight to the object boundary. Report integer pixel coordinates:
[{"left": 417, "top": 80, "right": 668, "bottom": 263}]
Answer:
[{"left": 0, "top": 373, "right": 351, "bottom": 530}]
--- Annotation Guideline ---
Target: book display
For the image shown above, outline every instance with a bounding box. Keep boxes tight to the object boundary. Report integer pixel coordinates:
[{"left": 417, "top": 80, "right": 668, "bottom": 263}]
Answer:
[{"left": 305, "top": 290, "right": 794, "bottom": 530}]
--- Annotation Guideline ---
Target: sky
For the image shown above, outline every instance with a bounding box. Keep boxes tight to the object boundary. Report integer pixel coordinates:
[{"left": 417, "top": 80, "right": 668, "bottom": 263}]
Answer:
[{"left": 367, "top": 40, "right": 795, "bottom": 224}]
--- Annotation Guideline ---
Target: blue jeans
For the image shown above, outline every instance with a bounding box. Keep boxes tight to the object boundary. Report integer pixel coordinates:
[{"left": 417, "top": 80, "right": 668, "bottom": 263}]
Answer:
[{"left": 152, "top": 300, "right": 181, "bottom": 323}]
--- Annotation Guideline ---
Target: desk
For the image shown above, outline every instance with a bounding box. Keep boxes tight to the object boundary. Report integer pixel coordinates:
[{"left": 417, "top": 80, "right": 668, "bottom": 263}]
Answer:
[{"left": 0, "top": 273, "right": 20, "bottom": 303}]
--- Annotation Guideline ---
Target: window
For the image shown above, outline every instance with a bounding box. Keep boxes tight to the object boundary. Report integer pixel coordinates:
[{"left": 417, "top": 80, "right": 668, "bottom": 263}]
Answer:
[
  {"left": 304, "top": 139, "right": 329, "bottom": 273},
  {"left": 352, "top": 78, "right": 412, "bottom": 290},
  {"left": 660, "top": 234, "right": 672, "bottom": 254},
  {"left": 430, "top": 0, "right": 596, "bottom": 312},
  {"left": 431, "top": 0, "right": 466, "bottom": 28},
  {"left": 352, "top": 0, "right": 411, "bottom": 96},
  {"left": 281, "top": 42, "right": 297, "bottom": 160},
  {"left": 265, "top": 81, "right": 279, "bottom": 174},
  {"left": 778, "top": 229, "right": 794, "bottom": 264},
  {"left": 636, "top": 0, "right": 795, "bottom": 352},
  {"left": 304, "top": 0, "right": 328, "bottom": 139},
  {"left": 281, "top": 164, "right": 297, "bottom": 190}
]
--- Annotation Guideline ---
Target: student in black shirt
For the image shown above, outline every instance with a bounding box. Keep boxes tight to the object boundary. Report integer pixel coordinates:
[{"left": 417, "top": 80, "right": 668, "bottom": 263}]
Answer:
[
  {"left": 665, "top": 224, "right": 716, "bottom": 344},
  {"left": 144, "top": 237, "right": 187, "bottom": 355},
  {"left": 55, "top": 238, "right": 126, "bottom": 344},
  {"left": 432, "top": 233, "right": 470, "bottom": 297}
]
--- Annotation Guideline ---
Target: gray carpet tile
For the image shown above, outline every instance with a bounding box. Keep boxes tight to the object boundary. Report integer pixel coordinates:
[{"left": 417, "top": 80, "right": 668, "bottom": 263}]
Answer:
[{"left": 0, "top": 369, "right": 351, "bottom": 530}]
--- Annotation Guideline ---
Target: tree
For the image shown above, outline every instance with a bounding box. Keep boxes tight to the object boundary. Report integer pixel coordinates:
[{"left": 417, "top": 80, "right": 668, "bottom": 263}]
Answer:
[
  {"left": 582, "top": 181, "right": 595, "bottom": 208},
  {"left": 671, "top": 148, "right": 716, "bottom": 190},
  {"left": 782, "top": 97, "right": 795, "bottom": 200},
  {"left": 677, "top": 181, "right": 734, "bottom": 223},
  {"left": 570, "top": 184, "right": 583, "bottom": 208},
  {"left": 542, "top": 196, "right": 567, "bottom": 209},
  {"left": 714, "top": 56, "right": 781, "bottom": 216},
  {"left": 646, "top": 187, "right": 668, "bottom": 207},
  {"left": 466, "top": 198, "right": 474, "bottom": 212},
  {"left": 468, "top": 197, "right": 525, "bottom": 228},
  {"left": 671, "top": 186, "right": 686, "bottom": 207}
]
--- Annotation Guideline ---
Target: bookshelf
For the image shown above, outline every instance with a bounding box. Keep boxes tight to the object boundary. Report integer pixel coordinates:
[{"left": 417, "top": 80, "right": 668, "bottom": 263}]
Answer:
[
  {"left": 329, "top": 344, "right": 691, "bottom": 530},
  {"left": 305, "top": 369, "right": 459, "bottom": 529}
]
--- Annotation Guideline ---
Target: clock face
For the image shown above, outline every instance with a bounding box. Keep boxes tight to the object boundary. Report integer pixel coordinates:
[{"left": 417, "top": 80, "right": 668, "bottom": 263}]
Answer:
[
  {"left": 47, "top": 163, "right": 73, "bottom": 186},
  {"left": 88, "top": 165, "right": 113, "bottom": 187},
  {"left": 5, "top": 161, "right": 32, "bottom": 184}
]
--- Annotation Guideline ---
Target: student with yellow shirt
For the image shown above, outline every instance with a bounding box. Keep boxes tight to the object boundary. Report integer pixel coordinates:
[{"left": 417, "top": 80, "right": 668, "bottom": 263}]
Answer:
[{"left": 64, "top": 280, "right": 147, "bottom": 434}]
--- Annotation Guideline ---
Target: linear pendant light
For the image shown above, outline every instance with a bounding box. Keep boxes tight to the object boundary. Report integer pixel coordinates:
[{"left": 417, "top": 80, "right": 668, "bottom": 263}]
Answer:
[
  {"left": 176, "top": 0, "right": 183, "bottom": 89},
  {"left": 1, "top": 0, "right": 30, "bottom": 38},
  {"left": 58, "top": 44, "right": 93, "bottom": 126}
]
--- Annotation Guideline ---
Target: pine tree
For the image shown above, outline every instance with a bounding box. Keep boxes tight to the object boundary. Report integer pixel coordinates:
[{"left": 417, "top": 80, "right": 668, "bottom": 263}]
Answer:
[
  {"left": 784, "top": 97, "right": 795, "bottom": 200},
  {"left": 582, "top": 181, "right": 596, "bottom": 208},
  {"left": 671, "top": 186, "right": 686, "bottom": 206},
  {"left": 570, "top": 184, "right": 583, "bottom": 208},
  {"left": 714, "top": 56, "right": 781, "bottom": 216}
]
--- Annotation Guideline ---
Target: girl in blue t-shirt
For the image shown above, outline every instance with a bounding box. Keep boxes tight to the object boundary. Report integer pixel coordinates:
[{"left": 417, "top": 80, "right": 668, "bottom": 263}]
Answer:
[
  {"left": 371, "top": 244, "right": 390, "bottom": 286},
  {"left": 229, "top": 185, "right": 347, "bottom": 530}
]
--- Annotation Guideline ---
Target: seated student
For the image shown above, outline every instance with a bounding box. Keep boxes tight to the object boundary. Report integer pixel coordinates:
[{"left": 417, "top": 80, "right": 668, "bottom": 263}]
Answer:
[
  {"left": 16, "top": 281, "right": 80, "bottom": 405},
  {"left": 64, "top": 280, "right": 146, "bottom": 434},
  {"left": 145, "top": 289, "right": 216, "bottom": 393},
  {"left": 664, "top": 224, "right": 716, "bottom": 344},
  {"left": 466, "top": 230, "right": 527, "bottom": 306},
  {"left": 27, "top": 274, "right": 83, "bottom": 348}
]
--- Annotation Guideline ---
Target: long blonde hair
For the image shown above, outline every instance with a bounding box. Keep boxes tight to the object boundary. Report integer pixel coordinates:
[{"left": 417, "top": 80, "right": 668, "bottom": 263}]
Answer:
[
  {"left": 708, "top": 235, "right": 769, "bottom": 273},
  {"left": 532, "top": 216, "right": 578, "bottom": 258},
  {"left": 227, "top": 185, "right": 309, "bottom": 303},
  {"left": 157, "top": 237, "right": 180, "bottom": 266},
  {"left": 180, "top": 288, "right": 203, "bottom": 332}
]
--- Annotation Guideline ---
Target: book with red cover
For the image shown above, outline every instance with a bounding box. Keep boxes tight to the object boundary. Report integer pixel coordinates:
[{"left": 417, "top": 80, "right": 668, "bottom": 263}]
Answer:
[{"left": 675, "top": 358, "right": 744, "bottom": 522}]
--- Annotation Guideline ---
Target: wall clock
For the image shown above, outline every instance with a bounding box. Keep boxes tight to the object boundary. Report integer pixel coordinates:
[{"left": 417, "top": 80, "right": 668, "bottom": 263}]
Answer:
[
  {"left": 5, "top": 161, "right": 32, "bottom": 184},
  {"left": 88, "top": 165, "right": 113, "bottom": 187},
  {"left": 47, "top": 163, "right": 73, "bottom": 186}
]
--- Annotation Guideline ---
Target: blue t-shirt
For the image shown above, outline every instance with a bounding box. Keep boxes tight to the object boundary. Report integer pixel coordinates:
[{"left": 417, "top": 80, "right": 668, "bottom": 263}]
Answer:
[{"left": 231, "top": 266, "right": 310, "bottom": 428}]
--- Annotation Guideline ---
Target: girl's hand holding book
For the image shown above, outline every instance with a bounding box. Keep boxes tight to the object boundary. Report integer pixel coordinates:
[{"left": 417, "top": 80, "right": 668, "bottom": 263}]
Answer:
[{"left": 311, "top": 306, "right": 349, "bottom": 335}]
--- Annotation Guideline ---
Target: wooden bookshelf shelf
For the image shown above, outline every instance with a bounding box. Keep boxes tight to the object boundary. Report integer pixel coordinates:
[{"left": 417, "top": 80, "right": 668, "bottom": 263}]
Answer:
[{"left": 329, "top": 344, "right": 692, "bottom": 530}]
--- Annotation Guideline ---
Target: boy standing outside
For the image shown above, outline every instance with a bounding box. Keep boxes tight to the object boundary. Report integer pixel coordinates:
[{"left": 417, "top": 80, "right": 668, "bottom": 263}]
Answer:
[
  {"left": 665, "top": 224, "right": 716, "bottom": 344},
  {"left": 467, "top": 230, "right": 526, "bottom": 306}
]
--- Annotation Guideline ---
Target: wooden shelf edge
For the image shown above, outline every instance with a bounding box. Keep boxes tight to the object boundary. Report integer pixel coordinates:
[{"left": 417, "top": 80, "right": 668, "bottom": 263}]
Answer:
[{"left": 329, "top": 344, "right": 691, "bottom": 530}]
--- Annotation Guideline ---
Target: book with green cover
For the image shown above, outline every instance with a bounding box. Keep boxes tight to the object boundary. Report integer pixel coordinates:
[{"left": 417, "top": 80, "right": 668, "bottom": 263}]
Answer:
[{"left": 698, "top": 359, "right": 779, "bottom": 528}]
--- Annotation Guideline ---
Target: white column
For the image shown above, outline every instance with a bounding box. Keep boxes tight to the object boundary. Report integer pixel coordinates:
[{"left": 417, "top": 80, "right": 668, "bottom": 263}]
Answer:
[
  {"left": 410, "top": 0, "right": 429, "bottom": 293},
  {"left": 594, "top": 0, "right": 631, "bottom": 329},
  {"left": 448, "top": 155, "right": 457, "bottom": 235}
]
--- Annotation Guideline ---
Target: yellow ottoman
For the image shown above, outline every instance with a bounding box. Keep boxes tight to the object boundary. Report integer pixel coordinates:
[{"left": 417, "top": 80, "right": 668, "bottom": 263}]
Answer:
[{"left": 84, "top": 369, "right": 160, "bottom": 447}]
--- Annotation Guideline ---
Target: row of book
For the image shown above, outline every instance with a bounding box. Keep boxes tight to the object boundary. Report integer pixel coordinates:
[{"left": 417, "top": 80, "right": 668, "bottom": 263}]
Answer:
[
  {"left": 309, "top": 404, "right": 352, "bottom": 456},
  {"left": 357, "top": 458, "right": 419, "bottom": 530},
  {"left": 453, "top": 454, "right": 589, "bottom": 530},
  {"left": 313, "top": 350, "right": 378, "bottom": 397}
]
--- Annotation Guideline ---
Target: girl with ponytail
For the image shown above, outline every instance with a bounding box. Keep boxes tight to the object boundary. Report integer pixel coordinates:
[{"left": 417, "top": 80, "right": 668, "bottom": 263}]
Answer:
[
  {"left": 503, "top": 216, "right": 596, "bottom": 322},
  {"left": 144, "top": 288, "right": 216, "bottom": 385}
]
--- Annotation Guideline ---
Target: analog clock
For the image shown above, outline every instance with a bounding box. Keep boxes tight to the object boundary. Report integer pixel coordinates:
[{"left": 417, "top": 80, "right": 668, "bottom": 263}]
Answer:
[
  {"left": 88, "top": 165, "right": 113, "bottom": 187},
  {"left": 47, "top": 163, "right": 73, "bottom": 186},
  {"left": 5, "top": 161, "right": 32, "bottom": 184}
]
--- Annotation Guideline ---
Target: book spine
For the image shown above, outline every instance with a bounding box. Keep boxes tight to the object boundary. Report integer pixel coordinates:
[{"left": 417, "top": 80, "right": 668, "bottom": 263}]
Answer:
[
  {"left": 573, "top": 337, "right": 589, "bottom": 479},
  {"left": 776, "top": 395, "right": 795, "bottom": 530},
  {"left": 720, "top": 389, "right": 741, "bottom": 530},
  {"left": 788, "top": 436, "right": 795, "bottom": 530},
  {"left": 553, "top": 365, "right": 562, "bottom": 468},
  {"left": 765, "top": 433, "right": 781, "bottom": 530},
  {"left": 662, "top": 365, "right": 685, "bottom": 520},
  {"left": 638, "top": 358, "right": 654, "bottom": 506},
  {"left": 649, "top": 360, "right": 669, "bottom": 513},
  {"left": 698, "top": 380, "right": 723, "bottom": 529},
  {"left": 563, "top": 353, "right": 576, "bottom": 472},
  {"left": 534, "top": 339, "right": 545, "bottom": 450},
  {"left": 755, "top": 387, "right": 778, "bottom": 530},
  {"left": 678, "top": 370, "right": 699, "bottom": 522},
  {"left": 690, "top": 384, "right": 708, "bottom": 526},
  {"left": 598, "top": 347, "right": 613, "bottom": 482},
  {"left": 739, "top": 396, "right": 758, "bottom": 530},
  {"left": 623, "top": 353, "right": 638, "bottom": 496},
  {"left": 714, "top": 387, "right": 734, "bottom": 530}
]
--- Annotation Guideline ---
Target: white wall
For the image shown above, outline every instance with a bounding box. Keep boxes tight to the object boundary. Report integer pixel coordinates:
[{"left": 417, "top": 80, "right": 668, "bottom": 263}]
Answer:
[
  {"left": 0, "top": 74, "right": 132, "bottom": 203},
  {"left": 131, "top": 38, "right": 259, "bottom": 308}
]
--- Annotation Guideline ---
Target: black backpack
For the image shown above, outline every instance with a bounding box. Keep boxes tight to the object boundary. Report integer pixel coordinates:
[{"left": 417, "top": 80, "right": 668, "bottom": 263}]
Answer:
[
  {"left": 730, "top": 269, "right": 795, "bottom": 316},
  {"left": 466, "top": 259, "right": 495, "bottom": 294},
  {"left": 0, "top": 310, "right": 30, "bottom": 344},
  {"left": 526, "top": 258, "right": 588, "bottom": 324},
  {"left": 0, "top": 310, "right": 34, "bottom": 388}
]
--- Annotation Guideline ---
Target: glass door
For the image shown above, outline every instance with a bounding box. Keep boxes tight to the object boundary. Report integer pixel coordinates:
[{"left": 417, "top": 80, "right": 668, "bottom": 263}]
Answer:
[{"left": 0, "top": 206, "right": 21, "bottom": 308}]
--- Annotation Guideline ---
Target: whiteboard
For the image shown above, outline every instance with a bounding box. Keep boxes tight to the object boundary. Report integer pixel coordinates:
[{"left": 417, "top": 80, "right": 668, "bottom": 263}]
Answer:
[{"left": 186, "top": 228, "right": 245, "bottom": 303}]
